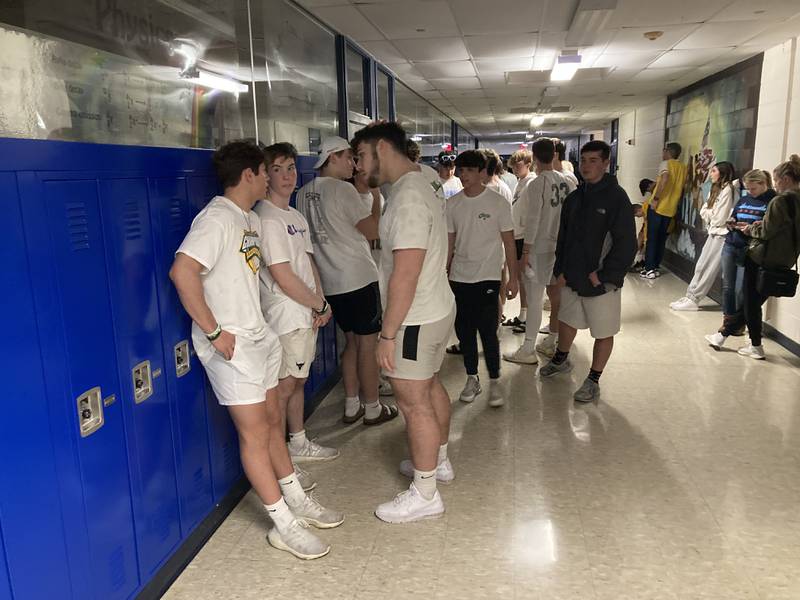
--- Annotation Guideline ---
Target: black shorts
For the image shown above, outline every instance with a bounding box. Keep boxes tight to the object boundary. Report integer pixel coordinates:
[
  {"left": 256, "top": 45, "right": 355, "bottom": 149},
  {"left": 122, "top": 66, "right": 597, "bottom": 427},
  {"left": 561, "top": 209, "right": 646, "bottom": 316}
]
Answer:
[
  {"left": 327, "top": 281, "right": 382, "bottom": 335},
  {"left": 515, "top": 238, "right": 524, "bottom": 260}
]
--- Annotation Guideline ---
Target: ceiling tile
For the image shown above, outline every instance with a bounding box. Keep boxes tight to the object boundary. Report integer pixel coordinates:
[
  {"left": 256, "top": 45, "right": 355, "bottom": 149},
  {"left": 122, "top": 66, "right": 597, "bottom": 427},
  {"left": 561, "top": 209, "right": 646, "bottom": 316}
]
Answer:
[
  {"left": 360, "top": 1, "right": 460, "bottom": 39},
  {"left": 674, "top": 21, "right": 770, "bottom": 49},
  {"left": 474, "top": 58, "right": 533, "bottom": 76},
  {"left": 604, "top": 25, "right": 699, "bottom": 53},
  {"left": 359, "top": 40, "right": 407, "bottom": 64},
  {"left": 451, "top": 0, "right": 544, "bottom": 35},
  {"left": 647, "top": 48, "right": 728, "bottom": 69},
  {"left": 294, "top": 0, "right": 349, "bottom": 6},
  {"left": 464, "top": 34, "right": 538, "bottom": 59},
  {"left": 429, "top": 77, "right": 483, "bottom": 90},
  {"left": 607, "top": 0, "right": 731, "bottom": 28},
  {"left": 542, "top": 0, "right": 581, "bottom": 31},
  {"left": 312, "top": 6, "right": 384, "bottom": 41},
  {"left": 709, "top": 0, "right": 800, "bottom": 23},
  {"left": 631, "top": 67, "right": 692, "bottom": 81},
  {"left": 589, "top": 51, "right": 663, "bottom": 69},
  {"left": 393, "top": 37, "right": 470, "bottom": 61},
  {"left": 385, "top": 62, "right": 426, "bottom": 78},
  {"left": 740, "top": 16, "right": 800, "bottom": 47},
  {"left": 415, "top": 61, "right": 477, "bottom": 78},
  {"left": 479, "top": 74, "right": 508, "bottom": 87}
]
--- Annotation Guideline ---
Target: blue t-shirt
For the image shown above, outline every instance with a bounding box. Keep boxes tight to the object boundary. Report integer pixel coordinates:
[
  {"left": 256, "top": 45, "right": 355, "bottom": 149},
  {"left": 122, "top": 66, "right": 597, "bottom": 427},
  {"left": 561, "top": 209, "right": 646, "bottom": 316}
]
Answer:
[{"left": 725, "top": 189, "right": 776, "bottom": 248}]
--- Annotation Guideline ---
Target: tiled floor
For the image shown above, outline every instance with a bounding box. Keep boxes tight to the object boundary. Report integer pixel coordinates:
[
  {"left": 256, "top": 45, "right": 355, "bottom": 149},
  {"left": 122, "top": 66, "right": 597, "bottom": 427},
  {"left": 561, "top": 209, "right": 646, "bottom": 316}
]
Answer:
[{"left": 164, "top": 272, "right": 800, "bottom": 600}]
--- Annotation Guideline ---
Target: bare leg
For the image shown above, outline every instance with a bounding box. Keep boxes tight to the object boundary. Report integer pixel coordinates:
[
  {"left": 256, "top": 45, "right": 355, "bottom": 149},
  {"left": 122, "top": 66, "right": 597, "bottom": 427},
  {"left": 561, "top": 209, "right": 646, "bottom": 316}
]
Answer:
[
  {"left": 390, "top": 377, "right": 438, "bottom": 472},
  {"left": 341, "top": 332, "right": 359, "bottom": 399},
  {"left": 267, "top": 380, "right": 295, "bottom": 480},
  {"left": 228, "top": 397, "right": 282, "bottom": 504},
  {"left": 357, "top": 333, "right": 379, "bottom": 404},
  {"left": 285, "top": 376, "right": 307, "bottom": 435},
  {"left": 591, "top": 337, "right": 614, "bottom": 372},
  {"left": 429, "top": 374, "right": 451, "bottom": 446},
  {"left": 557, "top": 321, "right": 578, "bottom": 353},
  {"left": 519, "top": 270, "right": 528, "bottom": 311},
  {"left": 547, "top": 285, "right": 561, "bottom": 332}
]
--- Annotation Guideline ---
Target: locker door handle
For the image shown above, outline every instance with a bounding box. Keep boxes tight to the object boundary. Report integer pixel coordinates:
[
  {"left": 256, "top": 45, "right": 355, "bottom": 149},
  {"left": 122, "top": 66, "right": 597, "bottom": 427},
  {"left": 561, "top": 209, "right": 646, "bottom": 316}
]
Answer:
[
  {"left": 174, "top": 340, "right": 191, "bottom": 377},
  {"left": 77, "top": 387, "right": 105, "bottom": 437},
  {"left": 132, "top": 360, "right": 153, "bottom": 403}
]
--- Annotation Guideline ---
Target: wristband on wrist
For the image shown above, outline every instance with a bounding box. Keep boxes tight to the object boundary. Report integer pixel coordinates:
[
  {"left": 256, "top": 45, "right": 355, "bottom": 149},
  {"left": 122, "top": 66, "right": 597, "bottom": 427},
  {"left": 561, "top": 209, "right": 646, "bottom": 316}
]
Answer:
[
  {"left": 313, "top": 300, "right": 328, "bottom": 315},
  {"left": 379, "top": 333, "right": 396, "bottom": 341},
  {"left": 206, "top": 324, "right": 222, "bottom": 341}
]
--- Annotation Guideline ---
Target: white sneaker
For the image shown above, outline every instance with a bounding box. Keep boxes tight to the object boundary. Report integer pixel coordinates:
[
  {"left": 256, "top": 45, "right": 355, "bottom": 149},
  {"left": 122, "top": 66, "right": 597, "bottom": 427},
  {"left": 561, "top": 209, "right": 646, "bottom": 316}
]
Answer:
[
  {"left": 573, "top": 377, "right": 600, "bottom": 403},
  {"left": 737, "top": 344, "right": 766, "bottom": 360},
  {"left": 488, "top": 382, "right": 504, "bottom": 407},
  {"left": 459, "top": 376, "right": 482, "bottom": 403},
  {"left": 290, "top": 438, "right": 340, "bottom": 463},
  {"left": 378, "top": 379, "right": 393, "bottom": 396},
  {"left": 705, "top": 332, "right": 728, "bottom": 350},
  {"left": 503, "top": 346, "right": 538, "bottom": 364},
  {"left": 538, "top": 325, "right": 552, "bottom": 334},
  {"left": 287, "top": 494, "right": 344, "bottom": 529},
  {"left": 267, "top": 520, "right": 330, "bottom": 560},
  {"left": 293, "top": 463, "right": 316, "bottom": 492},
  {"left": 670, "top": 297, "right": 699, "bottom": 311},
  {"left": 539, "top": 358, "right": 573, "bottom": 378},
  {"left": 399, "top": 458, "right": 455, "bottom": 484},
  {"left": 375, "top": 483, "right": 445, "bottom": 524},
  {"left": 535, "top": 334, "right": 558, "bottom": 358}
]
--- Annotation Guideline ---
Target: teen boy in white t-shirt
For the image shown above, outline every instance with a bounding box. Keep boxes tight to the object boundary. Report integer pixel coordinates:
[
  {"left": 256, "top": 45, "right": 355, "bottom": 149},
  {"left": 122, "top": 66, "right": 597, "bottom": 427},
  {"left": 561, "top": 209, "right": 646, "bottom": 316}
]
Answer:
[
  {"left": 504, "top": 138, "right": 572, "bottom": 365},
  {"left": 447, "top": 150, "right": 518, "bottom": 407},
  {"left": 437, "top": 150, "right": 463, "bottom": 199},
  {"left": 170, "top": 141, "right": 330, "bottom": 560},
  {"left": 353, "top": 122, "right": 456, "bottom": 523},
  {"left": 256, "top": 143, "right": 341, "bottom": 466},
  {"left": 297, "top": 137, "right": 397, "bottom": 427}
]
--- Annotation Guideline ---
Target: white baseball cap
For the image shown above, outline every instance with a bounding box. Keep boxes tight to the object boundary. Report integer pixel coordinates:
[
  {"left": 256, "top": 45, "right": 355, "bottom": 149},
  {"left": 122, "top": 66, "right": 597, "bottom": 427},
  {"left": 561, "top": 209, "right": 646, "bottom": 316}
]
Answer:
[{"left": 314, "top": 136, "right": 352, "bottom": 169}]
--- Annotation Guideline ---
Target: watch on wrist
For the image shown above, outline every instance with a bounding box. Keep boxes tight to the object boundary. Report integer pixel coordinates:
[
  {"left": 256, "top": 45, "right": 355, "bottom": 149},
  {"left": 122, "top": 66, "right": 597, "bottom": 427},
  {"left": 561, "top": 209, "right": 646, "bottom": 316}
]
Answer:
[{"left": 206, "top": 324, "right": 222, "bottom": 341}]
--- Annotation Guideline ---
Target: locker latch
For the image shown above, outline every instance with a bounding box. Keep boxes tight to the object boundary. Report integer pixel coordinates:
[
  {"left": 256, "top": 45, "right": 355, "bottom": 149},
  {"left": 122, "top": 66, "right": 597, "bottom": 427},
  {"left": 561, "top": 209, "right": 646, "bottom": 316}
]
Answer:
[
  {"left": 132, "top": 360, "right": 153, "bottom": 404},
  {"left": 77, "top": 387, "right": 104, "bottom": 437},
  {"left": 174, "top": 340, "right": 191, "bottom": 378}
]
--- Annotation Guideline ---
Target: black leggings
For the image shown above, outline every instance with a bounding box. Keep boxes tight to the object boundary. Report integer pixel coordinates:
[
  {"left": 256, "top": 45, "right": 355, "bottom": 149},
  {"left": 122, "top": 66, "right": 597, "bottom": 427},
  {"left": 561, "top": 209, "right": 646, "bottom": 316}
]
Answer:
[
  {"left": 722, "top": 258, "right": 768, "bottom": 345},
  {"left": 451, "top": 280, "right": 501, "bottom": 379}
]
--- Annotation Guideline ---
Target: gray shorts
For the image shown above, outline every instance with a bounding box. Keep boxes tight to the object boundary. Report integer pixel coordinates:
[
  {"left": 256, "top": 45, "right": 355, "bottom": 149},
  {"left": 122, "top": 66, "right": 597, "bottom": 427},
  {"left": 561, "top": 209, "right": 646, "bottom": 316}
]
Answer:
[
  {"left": 387, "top": 307, "right": 456, "bottom": 381},
  {"left": 559, "top": 284, "right": 622, "bottom": 340}
]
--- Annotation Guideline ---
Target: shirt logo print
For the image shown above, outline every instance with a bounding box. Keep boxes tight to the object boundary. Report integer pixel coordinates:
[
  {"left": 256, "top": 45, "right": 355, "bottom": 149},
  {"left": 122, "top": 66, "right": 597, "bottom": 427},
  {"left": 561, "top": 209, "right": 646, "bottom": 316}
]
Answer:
[
  {"left": 478, "top": 212, "right": 491, "bottom": 220},
  {"left": 240, "top": 230, "right": 262, "bottom": 274},
  {"left": 287, "top": 224, "right": 307, "bottom": 237}
]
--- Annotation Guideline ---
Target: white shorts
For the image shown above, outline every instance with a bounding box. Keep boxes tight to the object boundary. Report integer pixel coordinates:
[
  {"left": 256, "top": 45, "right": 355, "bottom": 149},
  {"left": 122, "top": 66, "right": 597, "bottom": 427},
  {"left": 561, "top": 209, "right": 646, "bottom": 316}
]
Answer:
[
  {"left": 524, "top": 252, "right": 557, "bottom": 286},
  {"left": 387, "top": 307, "right": 456, "bottom": 381},
  {"left": 199, "top": 334, "right": 281, "bottom": 406},
  {"left": 559, "top": 284, "right": 622, "bottom": 340},
  {"left": 278, "top": 328, "right": 318, "bottom": 379}
]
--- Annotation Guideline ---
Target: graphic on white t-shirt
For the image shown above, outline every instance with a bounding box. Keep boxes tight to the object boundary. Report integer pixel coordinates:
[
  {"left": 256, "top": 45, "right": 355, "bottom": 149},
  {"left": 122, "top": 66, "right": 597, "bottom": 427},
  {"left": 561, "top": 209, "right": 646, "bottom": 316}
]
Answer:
[
  {"left": 524, "top": 170, "right": 572, "bottom": 255},
  {"left": 240, "top": 230, "right": 262, "bottom": 274}
]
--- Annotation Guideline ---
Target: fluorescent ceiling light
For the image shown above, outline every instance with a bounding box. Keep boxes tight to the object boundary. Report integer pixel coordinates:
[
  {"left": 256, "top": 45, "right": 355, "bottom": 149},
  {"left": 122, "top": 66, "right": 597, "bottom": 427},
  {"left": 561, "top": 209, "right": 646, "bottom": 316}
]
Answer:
[
  {"left": 530, "top": 115, "right": 546, "bottom": 127},
  {"left": 186, "top": 70, "right": 249, "bottom": 94},
  {"left": 550, "top": 55, "right": 581, "bottom": 81}
]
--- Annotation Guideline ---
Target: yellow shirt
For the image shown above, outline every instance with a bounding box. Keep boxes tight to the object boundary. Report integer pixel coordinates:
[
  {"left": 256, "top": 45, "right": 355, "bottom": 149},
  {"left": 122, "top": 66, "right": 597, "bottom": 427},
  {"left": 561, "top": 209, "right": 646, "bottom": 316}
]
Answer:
[{"left": 654, "top": 159, "right": 687, "bottom": 218}]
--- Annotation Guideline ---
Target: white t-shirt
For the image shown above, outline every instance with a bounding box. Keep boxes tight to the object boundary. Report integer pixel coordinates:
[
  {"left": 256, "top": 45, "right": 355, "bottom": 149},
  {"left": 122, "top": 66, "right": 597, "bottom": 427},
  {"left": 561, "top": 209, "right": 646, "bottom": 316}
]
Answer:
[
  {"left": 447, "top": 187, "right": 514, "bottom": 284},
  {"left": 500, "top": 172, "right": 518, "bottom": 196},
  {"left": 559, "top": 169, "right": 579, "bottom": 188},
  {"left": 254, "top": 200, "right": 316, "bottom": 336},
  {"left": 561, "top": 160, "right": 575, "bottom": 173},
  {"left": 296, "top": 176, "right": 378, "bottom": 296},
  {"left": 440, "top": 175, "right": 463, "bottom": 199},
  {"left": 360, "top": 190, "right": 385, "bottom": 268},
  {"left": 382, "top": 164, "right": 446, "bottom": 204},
  {"left": 380, "top": 170, "right": 455, "bottom": 326},
  {"left": 176, "top": 196, "right": 271, "bottom": 359},
  {"left": 511, "top": 172, "right": 537, "bottom": 240},
  {"left": 523, "top": 170, "right": 573, "bottom": 255},
  {"left": 487, "top": 178, "right": 513, "bottom": 205}
]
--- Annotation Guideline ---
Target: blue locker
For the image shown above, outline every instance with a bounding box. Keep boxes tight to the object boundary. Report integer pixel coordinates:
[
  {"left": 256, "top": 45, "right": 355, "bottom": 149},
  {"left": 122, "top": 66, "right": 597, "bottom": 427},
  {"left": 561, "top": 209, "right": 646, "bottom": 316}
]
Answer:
[
  {"left": 99, "top": 178, "right": 182, "bottom": 578},
  {"left": 324, "top": 321, "right": 338, "bottom": 381},
  {"left": 186, "top": 175, "right": 243, "bottom": 501},
  {"left": 148, "top": 177, "right": 214, "bottom": 533},
  {"left": 24, "top": 175, "right": 140, "bottom": 600},
  {"left": 0, "top": 172, "right": 73, "bottom": 599}
]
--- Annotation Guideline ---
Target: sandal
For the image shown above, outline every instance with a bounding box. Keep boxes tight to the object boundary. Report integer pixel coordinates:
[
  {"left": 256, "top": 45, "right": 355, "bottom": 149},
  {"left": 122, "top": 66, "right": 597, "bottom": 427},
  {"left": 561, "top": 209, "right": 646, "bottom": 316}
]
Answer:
[
  {"left": 363, "top": 403, "right": 399, "bottom": 426},
  {"left": 342, "top": 404, "right": 365, "bottom": 424},
  {"left": 446, "top": 343, "right": 462, "bottom": 354}
]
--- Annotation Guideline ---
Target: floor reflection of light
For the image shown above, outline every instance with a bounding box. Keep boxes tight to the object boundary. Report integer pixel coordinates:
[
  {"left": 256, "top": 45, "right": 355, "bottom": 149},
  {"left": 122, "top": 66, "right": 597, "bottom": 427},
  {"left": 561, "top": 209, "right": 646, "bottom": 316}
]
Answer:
[
  {"left": 516, "top": 520, "right": 557, "bottom": 566},
  {"left": 569, "top": 407, "right": 590, "bottom": 442}
]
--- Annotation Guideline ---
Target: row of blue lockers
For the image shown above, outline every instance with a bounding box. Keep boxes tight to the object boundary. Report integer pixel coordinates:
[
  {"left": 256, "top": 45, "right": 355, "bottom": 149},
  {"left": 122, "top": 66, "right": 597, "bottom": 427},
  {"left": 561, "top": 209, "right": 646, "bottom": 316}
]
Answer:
[{"left": 0, "top": 138, "right": 339, "bottom": 600}]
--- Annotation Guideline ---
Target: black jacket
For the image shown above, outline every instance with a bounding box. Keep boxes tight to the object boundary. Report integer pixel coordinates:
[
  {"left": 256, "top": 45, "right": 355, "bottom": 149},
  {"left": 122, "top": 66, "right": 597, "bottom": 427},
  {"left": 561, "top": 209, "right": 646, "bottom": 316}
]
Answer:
[{"left": 553, "top": 174, "right": 637, "bottom": 297}]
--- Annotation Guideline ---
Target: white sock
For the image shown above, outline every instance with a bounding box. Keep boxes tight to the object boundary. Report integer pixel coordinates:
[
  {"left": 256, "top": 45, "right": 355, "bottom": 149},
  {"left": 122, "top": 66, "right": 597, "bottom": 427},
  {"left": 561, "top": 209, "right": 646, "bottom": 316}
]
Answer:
[
  {"left": 519, "top": 308, "right": 527, "bottom": 322},
  {"left": 278, "top": 473, "right": 306, "bottom": 507},
  {"left": 414, "top": 468, "right": 437, "bottom": 500},
  {"left": 438, "top": 443, "right": 448, "bottom": 465},
  {"left": 344, "top": 396, "right": 361, "bottom": 417},
  {"left": 364, "top": 399, "right": 381, "bottom": 419},
  {"left": 264, "top": 497, "right": 294, "bottom": 530},
  {"left": 288, "top": 429, "right": 307, "bottom": 452}
]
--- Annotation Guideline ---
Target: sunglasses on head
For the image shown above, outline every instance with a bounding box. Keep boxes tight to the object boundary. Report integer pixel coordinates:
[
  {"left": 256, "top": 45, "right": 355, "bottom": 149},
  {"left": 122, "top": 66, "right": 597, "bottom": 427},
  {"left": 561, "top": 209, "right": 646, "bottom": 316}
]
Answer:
[{"left": 439, "top": 155, "right": 456, "bottom": 164}]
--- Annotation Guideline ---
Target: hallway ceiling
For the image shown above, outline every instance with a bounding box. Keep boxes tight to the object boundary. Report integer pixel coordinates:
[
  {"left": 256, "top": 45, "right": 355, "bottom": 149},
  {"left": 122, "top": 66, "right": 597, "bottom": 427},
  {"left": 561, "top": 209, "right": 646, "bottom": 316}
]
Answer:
[{"left": 295, "top": 0, "right": 800, "bottom": 138}]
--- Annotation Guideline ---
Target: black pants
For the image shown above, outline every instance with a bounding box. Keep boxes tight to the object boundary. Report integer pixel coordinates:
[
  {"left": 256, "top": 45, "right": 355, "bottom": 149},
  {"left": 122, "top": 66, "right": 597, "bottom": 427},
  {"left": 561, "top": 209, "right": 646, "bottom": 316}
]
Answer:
[
  {"left": 451, "top": 280, "right": 501, "bottom": 379},
  {"left": 722, "top": 257, "right": 768, "bottom": 345}
]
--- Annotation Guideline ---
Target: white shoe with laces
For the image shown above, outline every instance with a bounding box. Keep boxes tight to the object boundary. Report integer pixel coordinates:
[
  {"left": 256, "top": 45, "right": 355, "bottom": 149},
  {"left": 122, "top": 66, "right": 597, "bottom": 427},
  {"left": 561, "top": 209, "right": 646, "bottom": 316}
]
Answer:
[
  {"left": 267, "top": 519, "right": 330, "bottom": 560},
  {"left": 535, "top": 334, "right": 558, "bottom": 357},
  {"left": 459, "top": 376, "right": 482, "bottom": 402},
  {"left": 287, "top": 493, "right": 344, "bottom": 529},
  {"left": 488, "top": 381, "right": 504, "bottom": 407},
  {"left": 399, "top": 458, "right": 455, "bottom": 484},
  {"left": 737, "top": 344, "right": 766, "bottom": 360},
  {"left": 670, "top": 296, "right": 699, "bottom": 311},
  {"left": 378, "top": 380, "right": 393, "bottom": 396},
  {"left": 290, "top": 438, "right": 340, "bottom": 463},
  {"left": 293, "top": 463, "right": 316, "bottom": 492},
  {"left": 503, "top": 346, "right": 538, "bottom": 364},
  {"left": 375, "top": 483, "right": 445, "bottom": 523},
  {"left": 705, "top": 332, "right": 728, "bottom": 350}
]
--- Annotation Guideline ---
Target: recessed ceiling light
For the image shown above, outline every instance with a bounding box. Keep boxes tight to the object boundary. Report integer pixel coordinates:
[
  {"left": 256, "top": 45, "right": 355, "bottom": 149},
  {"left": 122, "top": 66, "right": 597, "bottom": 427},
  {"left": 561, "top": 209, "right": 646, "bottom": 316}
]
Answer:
[
  {"left": 416, "top": 28, "right": 426, "bottom": 32},
  {"left": 643, "top": 31, "right": 664, "bottom": 41}
]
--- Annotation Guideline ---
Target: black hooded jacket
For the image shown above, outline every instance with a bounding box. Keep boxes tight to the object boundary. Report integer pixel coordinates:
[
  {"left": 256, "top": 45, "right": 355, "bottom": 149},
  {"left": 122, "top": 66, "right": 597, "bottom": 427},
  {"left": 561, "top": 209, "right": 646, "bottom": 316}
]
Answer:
[{"left": 553, "top": 174, "right": 637, "bottom": 297}]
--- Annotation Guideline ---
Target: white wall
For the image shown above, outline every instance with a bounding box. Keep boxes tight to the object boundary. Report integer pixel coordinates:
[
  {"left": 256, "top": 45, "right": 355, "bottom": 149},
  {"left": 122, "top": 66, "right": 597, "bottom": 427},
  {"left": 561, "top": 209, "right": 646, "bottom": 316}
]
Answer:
[
  {"left": 754, "top": 37, "right": 800, "bottom": 344},
  {"left": 616, "top": 99, "right": 667, "bottom": 203}
]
